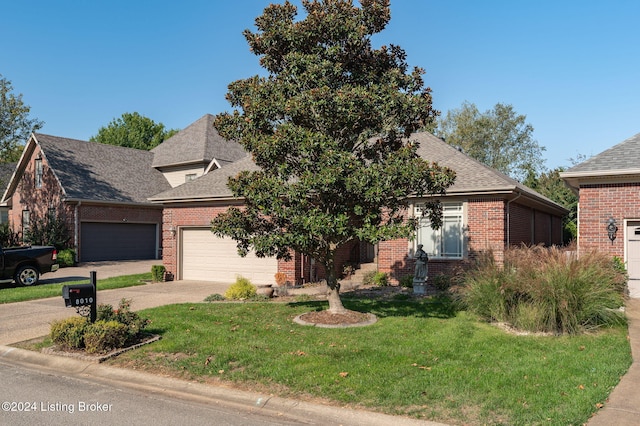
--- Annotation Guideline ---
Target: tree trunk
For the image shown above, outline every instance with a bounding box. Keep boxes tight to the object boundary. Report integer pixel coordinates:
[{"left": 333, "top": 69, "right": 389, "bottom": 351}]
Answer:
[{"left": 325, "top": 262, "right": 347, "bottom": 313}]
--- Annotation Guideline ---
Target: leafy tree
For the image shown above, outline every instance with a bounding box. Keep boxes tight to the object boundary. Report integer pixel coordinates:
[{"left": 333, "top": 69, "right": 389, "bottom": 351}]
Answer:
[
  {"left": 23, "top": 212, "right": 71, "bottom": 250},
  {"left": 211, "top": 0, "right": 455, "bottom": 314},
  {"left": 90, "top": 112, "right": 177, "bottom": 150},
  {"left": 0, "top": 74, "right": 43, "bottom": 162},
  {"left": 436, "top": 101, "right": 545, "bottom": 182}
]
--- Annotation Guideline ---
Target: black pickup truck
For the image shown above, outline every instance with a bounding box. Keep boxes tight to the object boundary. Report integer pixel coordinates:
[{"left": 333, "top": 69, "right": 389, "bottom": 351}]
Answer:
[{"left": 0, "top": 245, "right": 59, "bottom": 286}]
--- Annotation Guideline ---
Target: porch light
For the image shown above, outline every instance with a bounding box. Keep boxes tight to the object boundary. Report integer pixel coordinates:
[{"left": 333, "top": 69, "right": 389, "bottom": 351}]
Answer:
[
  {"left": 606, "top": 217, "right": 618, "bottom": 244},
  {"left": 169, "top": 226, "right": 177, "bottom": 238}
]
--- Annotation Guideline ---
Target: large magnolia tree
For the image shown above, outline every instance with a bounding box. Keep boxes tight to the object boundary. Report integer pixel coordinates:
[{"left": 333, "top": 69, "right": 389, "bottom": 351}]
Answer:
[{"left": 212, "top": 0, "right": 455, "bottom": 314}]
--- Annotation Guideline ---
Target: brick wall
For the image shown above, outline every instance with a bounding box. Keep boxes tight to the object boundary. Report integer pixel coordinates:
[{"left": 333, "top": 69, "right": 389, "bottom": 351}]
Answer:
[
  {"left": 9, "top": 145, "right": 69, "bottom": 233},
  {"left": 377, "top": 197, "right": 565, "bottom": 285},
  {"left": 467, "top": 198, "right": 506, "bottom": 264},
  {"left": 578, "top": 182, "right": 640, "bottom": 257}
]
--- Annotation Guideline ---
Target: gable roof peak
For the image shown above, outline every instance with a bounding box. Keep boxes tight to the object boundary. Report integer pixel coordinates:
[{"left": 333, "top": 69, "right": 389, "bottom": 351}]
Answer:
[{"left": 151, "top": 114, "right": 246, "bottom": 168}]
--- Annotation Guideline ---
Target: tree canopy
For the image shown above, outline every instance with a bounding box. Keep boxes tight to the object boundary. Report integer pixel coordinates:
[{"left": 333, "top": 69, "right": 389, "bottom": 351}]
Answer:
[
  {"left": 211, "top": 0, "right": 455, "bottom": 313},
  {"left": 436, "top": 101, "right": 545, "bottom": 182},
  {"left": 0, "top": 74, "right": 43, "bottom": 162},
  {"left": 90, "top": 112, "right": 177, "bottom": 150}
]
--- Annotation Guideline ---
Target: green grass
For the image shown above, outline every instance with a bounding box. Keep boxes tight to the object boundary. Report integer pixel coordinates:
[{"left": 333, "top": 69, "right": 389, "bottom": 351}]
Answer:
[
  {"left": 0, "top": 273, "right": 151, "bottom": 304},
  {"left": 107, "top": 295, "right": 632, "bottom": 425}
]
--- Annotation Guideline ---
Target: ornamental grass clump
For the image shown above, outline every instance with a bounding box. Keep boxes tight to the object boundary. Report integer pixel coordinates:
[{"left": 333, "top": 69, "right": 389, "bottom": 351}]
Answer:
[{"left": 459, "top": 245, "right": 627, "bottom": 334}]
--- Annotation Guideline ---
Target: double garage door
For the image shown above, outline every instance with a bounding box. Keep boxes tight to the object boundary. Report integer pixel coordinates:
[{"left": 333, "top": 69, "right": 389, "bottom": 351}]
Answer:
[
  {"left": 80, "top": 222, "right": 157, "bottom": 261},
  {"left": 180, "top": 228, "right": 277, "bottom": 285}
]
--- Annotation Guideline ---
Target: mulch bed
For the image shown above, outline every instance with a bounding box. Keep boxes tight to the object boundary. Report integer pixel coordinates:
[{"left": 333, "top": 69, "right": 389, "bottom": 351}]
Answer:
[{"left": 299, "top": 309, "right": 372, "bottom": 325}]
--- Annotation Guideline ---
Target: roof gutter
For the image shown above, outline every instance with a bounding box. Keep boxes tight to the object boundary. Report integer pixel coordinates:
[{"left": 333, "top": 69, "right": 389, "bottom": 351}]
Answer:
[{"left": 63, "top": 198, "right": 162, "bottom": 208}]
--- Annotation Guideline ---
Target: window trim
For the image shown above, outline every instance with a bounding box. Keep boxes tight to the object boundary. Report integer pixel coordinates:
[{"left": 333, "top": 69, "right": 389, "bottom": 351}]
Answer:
[{"left": 414, "top": 201, "right": 466, "bottom": 260}]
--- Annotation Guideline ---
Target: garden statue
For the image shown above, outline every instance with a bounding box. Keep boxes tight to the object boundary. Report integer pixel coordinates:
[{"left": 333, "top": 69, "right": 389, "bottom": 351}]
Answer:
[{"left": 414, "top": 244, "right": 428, "bottom": 283}]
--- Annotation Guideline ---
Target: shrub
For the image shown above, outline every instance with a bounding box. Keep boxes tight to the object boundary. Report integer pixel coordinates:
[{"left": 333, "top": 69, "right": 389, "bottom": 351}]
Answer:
[
  {"left": 96, "top": 298, "right": 149, "bottom": 344},
  {"left": 433, "top": 274, "right": 451, "bottom": 291},
  {"left": 204, "top": 293, "right": 226, "bottom": 302},
  {"left": 50, "top": 316, "right": 89, "bottom": 350},
  {"left": 23, "top": 212, "right": 71, "bottom": 249},
  {"left": 224, "top": 276, "right": 256, "bottom": 300},
  {"left": 151, "top": 265, "right": 166, "bottom": 282},
  {"left": 274, "top": 272, "right": 287, "bottom": 286},
  {"left": 399, "top": 275, "right": 414, "bottom": 288},
  {"left": 50, "top": 299, "right": 149, "bottom": 353},
  {"left": 0, "top": 223, "right": 21, "bottom": 248},
  {"left": 459, "top": 245, "right": 627, "bottom": 334},
  {"left": 84, "top": 320, "right": 129, "bottom": 354},
  {"left": 363, "top": 271, "right": 388, "bottom": 286},
  {"left": 57, "top": 249, "right": 76, "bottom": 267}
]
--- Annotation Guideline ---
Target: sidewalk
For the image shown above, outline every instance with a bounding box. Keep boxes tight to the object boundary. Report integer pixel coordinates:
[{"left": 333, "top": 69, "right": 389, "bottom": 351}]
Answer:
[{"left": 588, "top": 297, "right": 640, "bottom": 425}]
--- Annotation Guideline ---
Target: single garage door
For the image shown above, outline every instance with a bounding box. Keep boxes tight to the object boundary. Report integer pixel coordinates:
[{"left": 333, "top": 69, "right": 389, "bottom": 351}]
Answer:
[
  {"left": 181, "top": 228, "right": 277, "bottom": 284},
  {"left": 81, "top": 222, "right": 157, "bottom": 261}
]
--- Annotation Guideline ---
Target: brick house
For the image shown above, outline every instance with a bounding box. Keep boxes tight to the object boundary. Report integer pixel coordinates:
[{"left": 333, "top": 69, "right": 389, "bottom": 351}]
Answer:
[
  {"left": 151, "top": 129, "right": 567, "bottom": 285},
  {"left": 561, "top": 133, "right": 640, "bottom": 293},
  {"left": 2, "top": 114, "right": 567, "bottom": 285}
]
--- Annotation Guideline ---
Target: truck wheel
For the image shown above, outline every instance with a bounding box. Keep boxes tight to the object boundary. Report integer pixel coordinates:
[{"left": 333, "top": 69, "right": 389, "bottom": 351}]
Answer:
[{"left": 15, "top": 266, "right": 40, "bottom": 286}]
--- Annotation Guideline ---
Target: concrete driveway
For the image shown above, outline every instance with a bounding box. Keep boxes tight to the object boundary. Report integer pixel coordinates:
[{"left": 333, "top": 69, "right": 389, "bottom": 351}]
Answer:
[
  {"left": 39, "top": 259, "right": 160, "bottom": 284},
  {"left": 0, "top": 260, "right": 231, "bottom": 345}
]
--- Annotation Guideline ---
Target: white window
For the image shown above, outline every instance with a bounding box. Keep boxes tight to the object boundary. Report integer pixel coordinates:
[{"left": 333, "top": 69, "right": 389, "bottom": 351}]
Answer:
[
  {"left": 35, "top": 158, "right": 43, "bottom": 188},
  {"left": 22, "top": 210, "right": 30, "bottom": 240},
  {"left": 416, "top": 202, "right": 464, "bottom": 258}
]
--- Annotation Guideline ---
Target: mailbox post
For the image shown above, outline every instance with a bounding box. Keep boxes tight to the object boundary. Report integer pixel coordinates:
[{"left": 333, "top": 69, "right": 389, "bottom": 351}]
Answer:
[{"left": 62, "top": 271, "right": 97, "bottom": 322}]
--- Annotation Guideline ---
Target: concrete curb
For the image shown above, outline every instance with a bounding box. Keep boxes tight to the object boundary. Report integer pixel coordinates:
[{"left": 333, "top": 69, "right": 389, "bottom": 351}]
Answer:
[{"left": 0, "top": 345, "right": 446, "bottom": 426}]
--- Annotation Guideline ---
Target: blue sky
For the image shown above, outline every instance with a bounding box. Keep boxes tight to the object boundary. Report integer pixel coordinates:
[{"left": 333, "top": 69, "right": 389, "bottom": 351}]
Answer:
[{"left": 3, "top": 1, "right": 639, "bottom": 170}]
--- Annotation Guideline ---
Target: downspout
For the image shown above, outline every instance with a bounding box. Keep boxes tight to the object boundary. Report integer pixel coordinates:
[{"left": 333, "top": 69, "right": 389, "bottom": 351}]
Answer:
[
  {"left": 74, "top": 201, "right": 81, "bottom": 263},
  {"left": 506, "top": 191, "right": 522, "bottom": 246}
]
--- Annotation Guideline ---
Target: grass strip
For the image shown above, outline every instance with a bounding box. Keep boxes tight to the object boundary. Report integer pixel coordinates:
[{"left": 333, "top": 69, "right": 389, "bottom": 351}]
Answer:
[{"left": 0, "top": 273, "right": 151, "bottom": 304}]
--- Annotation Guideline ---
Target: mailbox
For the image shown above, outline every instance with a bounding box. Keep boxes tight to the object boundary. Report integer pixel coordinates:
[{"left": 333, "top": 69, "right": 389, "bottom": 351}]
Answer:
[
  {"left": 62, "top": 272, "right": 97, "bottom": 322},
  {"left": 62, "top": 284, "right": 95, "bottom": 308}
]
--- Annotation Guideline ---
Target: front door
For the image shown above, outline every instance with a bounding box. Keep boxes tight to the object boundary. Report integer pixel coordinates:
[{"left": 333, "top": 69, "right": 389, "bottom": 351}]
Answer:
[{"left": 627, "top": 221, "right": 640, "bottom": 296}]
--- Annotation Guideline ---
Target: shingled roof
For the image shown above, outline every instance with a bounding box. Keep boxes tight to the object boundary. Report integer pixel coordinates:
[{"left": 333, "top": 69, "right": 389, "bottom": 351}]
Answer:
[
  {"left": 28, "top": 134, "right": 170, "bottom": 204},
  {"left": 561, "top": 132, "right": 640, "bottom": 189},
  {"left": 149, "top": 155, "right": 258, "bottom": 202},
  {"left": 150, "top": 132, "right": 567, "bottom": 215},
  {"left": 151, "top": 114, "right": 246, "bottom": 168},
  {"left": 0, "top": 162, "right": 16, "bottom": 190}
]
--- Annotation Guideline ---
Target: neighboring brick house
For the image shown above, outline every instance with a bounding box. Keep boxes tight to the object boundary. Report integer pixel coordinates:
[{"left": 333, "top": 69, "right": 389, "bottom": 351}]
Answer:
[
  {"left": 561, "top": 133, "right": 640, "bottom": 292},
  {"left": 0, "top": 133, "right": 170, "bottom": 261},
  {"left": 151, "top": 130, "right": 568, "bottom": 285},
  {"left": 0, "top": 114, "right": 251, "bottom": 263}
]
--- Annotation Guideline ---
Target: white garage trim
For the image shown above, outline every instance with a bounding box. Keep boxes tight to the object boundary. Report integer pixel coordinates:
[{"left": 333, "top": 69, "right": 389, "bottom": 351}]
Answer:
[
  {"left": 179, "top": 227, "right": 277, "bottom": 285},
  {"left": 626, "top": 220, "right": 640, "bottom": 297}
]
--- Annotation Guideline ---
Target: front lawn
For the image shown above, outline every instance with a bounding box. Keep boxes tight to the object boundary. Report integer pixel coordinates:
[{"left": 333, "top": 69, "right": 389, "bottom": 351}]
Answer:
[
  {"left": 0, "top": 273, "right": 150, "bottom": 304},
  {"left": 107, "top": 294, "right": 632, "bottom": 425}
]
